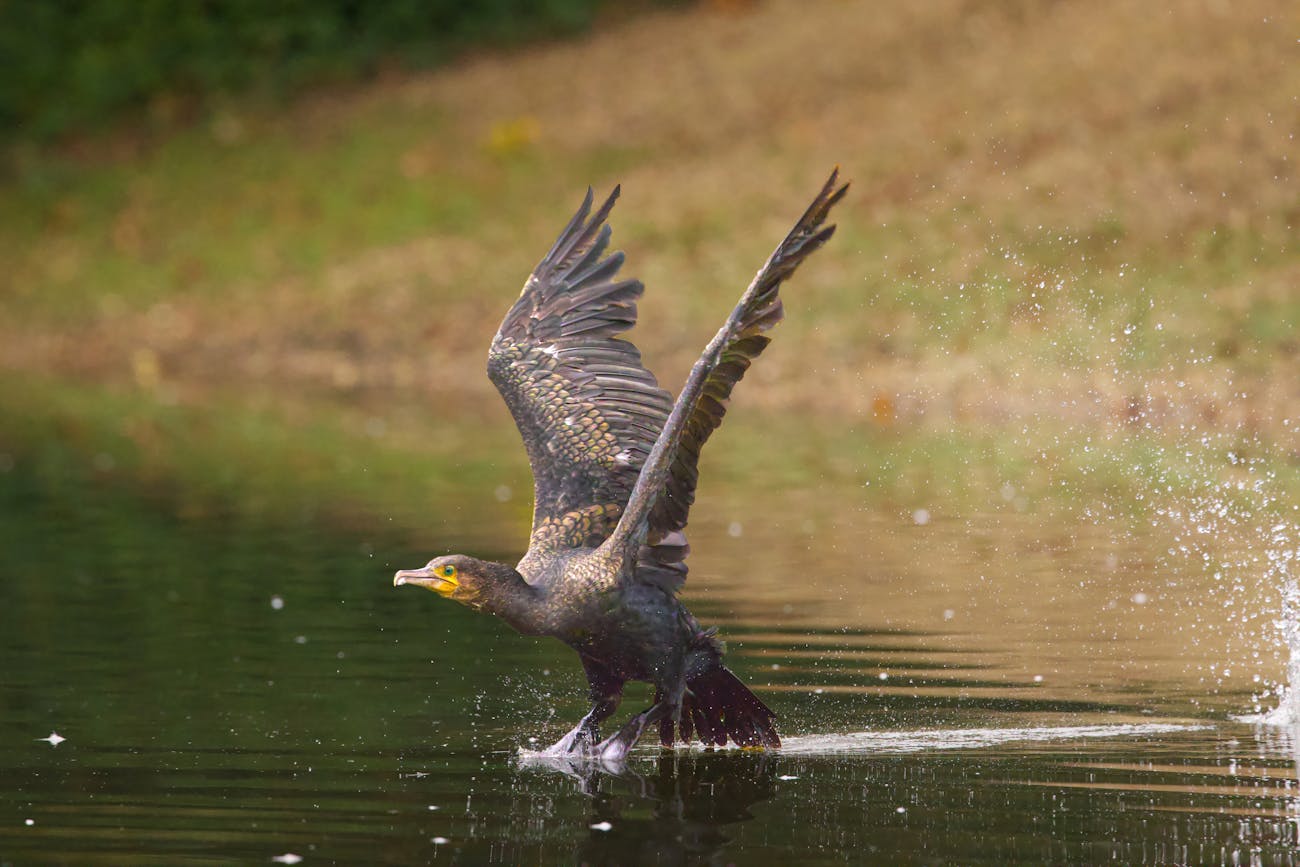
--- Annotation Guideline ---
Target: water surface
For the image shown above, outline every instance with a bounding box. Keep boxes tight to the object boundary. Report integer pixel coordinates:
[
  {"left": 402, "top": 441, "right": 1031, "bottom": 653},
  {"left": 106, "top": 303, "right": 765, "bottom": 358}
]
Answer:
[{"left": 2, "top": 459, "right": 1297, "bottom": 865}]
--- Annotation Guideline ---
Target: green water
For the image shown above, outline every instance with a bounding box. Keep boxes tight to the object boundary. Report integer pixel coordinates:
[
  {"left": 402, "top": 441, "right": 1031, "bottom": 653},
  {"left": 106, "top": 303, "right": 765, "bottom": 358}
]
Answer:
[{"left": 2, "top": 456, "right": 1299, "bottom": 865}]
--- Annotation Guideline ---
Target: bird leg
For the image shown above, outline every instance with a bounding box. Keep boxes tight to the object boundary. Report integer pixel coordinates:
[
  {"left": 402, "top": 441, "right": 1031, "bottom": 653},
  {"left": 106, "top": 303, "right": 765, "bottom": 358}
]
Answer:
[
  {"left": 544, "top": 694, "right": 621, "bottom": 755},
  {"left": 596, "top": 699, "right": 676, "bottom": 764},
  {"left": 542, "top": 655, "right": 626, "bottom": 756}
]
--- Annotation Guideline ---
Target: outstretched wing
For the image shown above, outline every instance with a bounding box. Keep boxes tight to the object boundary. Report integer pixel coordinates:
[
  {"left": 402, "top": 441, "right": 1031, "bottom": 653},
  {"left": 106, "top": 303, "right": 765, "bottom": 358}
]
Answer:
[
  {"left": 633, "top": 326, "right": 772, "bottom": 591},
  {"left": 488, "top": 188, "right": 675, "bottom": 554},
  {"left": 602, "top": 169, "right": 850, "bottom": 592}
]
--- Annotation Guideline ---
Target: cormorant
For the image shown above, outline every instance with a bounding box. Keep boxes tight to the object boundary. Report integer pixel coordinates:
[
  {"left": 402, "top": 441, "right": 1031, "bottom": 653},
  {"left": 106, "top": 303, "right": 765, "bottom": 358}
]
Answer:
[{"left": 395, "top": 170, "right": 847, "bottom": 762}]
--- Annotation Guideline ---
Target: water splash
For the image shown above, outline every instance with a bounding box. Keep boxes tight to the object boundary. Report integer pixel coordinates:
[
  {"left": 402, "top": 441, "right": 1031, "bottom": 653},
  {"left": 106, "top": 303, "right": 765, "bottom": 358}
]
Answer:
[
  {"left": 1263, "top": 527, "right": 1300, "bottom": 724},
  {"left": 516, "top": 723, "right": 1208, "bottom": 766},
  {"left": 1151, "top": 447, "right": 1299, "bottom": 722},
  {"left": 1240, "top": 557, "right": 1300, "bottom": 726},
  {"left": 777, "top": 723, "right": 1207, "bottom": 755}
]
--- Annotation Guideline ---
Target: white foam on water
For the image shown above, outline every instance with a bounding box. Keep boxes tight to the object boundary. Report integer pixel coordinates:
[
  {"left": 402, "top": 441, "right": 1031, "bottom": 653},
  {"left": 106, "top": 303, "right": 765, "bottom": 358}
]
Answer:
[
  {"left": 516, "top": 723, "right": 1208, "bottom": 766},
  {"left": 777, "top": 723, "right": 1208, "bottom": 755}
]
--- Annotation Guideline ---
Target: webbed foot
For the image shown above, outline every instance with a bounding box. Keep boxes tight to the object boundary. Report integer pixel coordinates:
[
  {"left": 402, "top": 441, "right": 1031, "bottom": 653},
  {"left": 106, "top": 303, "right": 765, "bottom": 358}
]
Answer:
[
  {"left": 595, "top": 728, "right": 637, "bottom": 764},
  {"left": 544, "top": 723, "right": 598, "bottom": 756},
  {"left": 596, "top": 702, "right": 673, "bottom": 764}
]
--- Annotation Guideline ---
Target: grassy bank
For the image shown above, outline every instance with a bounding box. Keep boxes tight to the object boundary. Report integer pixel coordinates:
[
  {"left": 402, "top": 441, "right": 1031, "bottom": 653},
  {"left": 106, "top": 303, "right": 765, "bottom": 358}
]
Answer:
[{"left": 0, "top": 0, "right": 1295, "bottom": 533}]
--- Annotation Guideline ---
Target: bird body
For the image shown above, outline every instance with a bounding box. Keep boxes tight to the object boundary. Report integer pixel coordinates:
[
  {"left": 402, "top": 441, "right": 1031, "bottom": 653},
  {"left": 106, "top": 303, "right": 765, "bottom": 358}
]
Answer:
[{"left": 395, "top": 170, "right": 847, "bottom": 762}]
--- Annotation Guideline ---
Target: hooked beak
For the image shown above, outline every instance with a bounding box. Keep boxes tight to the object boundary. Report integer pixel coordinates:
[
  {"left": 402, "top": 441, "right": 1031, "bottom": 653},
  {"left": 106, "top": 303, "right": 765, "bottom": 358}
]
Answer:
[{"left": 393, "top": 565, "right": 458, "bottom": 597}]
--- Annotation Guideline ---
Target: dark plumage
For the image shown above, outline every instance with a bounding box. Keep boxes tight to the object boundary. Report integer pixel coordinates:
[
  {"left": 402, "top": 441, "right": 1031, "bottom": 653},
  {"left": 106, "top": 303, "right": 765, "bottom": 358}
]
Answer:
[{"left": 395, "top": 170, "right": 848, "bottom": 762}]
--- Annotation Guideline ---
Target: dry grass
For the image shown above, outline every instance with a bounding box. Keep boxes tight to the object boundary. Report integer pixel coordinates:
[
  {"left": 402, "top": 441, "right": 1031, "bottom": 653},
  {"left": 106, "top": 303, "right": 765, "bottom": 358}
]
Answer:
[{"left": 1, "top": 0, "right": 1296, "bottom": 486}]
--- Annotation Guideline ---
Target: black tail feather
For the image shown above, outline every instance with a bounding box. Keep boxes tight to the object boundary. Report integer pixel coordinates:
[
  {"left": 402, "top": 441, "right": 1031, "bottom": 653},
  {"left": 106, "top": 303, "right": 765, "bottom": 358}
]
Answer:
[{"left": 657, "top": 666, "right": 780, "bottom": 749}]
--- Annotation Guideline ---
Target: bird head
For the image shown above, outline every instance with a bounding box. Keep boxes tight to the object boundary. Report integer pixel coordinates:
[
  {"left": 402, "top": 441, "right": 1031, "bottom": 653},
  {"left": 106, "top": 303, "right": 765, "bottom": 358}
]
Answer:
[{"left": 393, "top": 554, "right": 510, "bottom": 611}]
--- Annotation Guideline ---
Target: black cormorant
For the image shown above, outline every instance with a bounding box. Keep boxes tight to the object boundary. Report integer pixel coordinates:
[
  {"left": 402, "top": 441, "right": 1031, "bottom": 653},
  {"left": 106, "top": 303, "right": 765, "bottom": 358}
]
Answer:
[{"left": 395, "top": 170, "right": 847, "bottom": 762}]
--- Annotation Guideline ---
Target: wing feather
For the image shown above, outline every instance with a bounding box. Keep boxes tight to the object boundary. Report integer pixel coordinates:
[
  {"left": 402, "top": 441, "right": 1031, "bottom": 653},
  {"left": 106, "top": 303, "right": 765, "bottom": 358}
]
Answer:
[
  {"left": 603, "top": 169, "right": 850, "bottom": 592},
  {"left": 488, "top": 172, "right": 846, "bottom": 590},
  {"left": 488, "top": 188, "right": 676, "bottom": 555}
]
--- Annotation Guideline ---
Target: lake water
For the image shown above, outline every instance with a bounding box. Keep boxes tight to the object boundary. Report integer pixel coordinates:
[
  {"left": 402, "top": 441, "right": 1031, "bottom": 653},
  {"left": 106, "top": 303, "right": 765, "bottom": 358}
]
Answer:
[{"left": 2, "top": 456, "right": 1299, "bottom": 865}]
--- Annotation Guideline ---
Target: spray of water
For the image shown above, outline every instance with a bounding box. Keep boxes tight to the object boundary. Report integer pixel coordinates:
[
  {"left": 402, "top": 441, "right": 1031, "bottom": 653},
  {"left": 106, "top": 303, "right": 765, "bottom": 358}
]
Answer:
[
  {"left": 1146, "top": 430, "right": 1299, "bottom": 722},
  {"left": 899, "top": 242, "right": 1298, "bottom": 719},
  {"left": 1253, "top": 527, "right": 1299, "bottom": 725}
]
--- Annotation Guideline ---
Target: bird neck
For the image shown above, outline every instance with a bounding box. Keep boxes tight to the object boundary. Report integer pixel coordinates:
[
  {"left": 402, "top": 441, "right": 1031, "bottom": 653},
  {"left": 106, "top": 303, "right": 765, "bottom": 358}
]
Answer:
[{"left": 476, "top": 562, "right": 545, "bottom": 635}]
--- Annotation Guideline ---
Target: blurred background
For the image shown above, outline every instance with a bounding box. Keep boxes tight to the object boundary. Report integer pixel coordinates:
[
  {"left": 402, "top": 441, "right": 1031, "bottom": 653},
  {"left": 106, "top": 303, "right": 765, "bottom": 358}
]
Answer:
[
  {"left": 2, "top": 0, "right": 1294, "bottom": 530},
  {"left": 2, "top": 0, "right": 1298, "bottom": 674},
  {"left": 2, "top": 1, "right": 1299, "bottom": 862}
]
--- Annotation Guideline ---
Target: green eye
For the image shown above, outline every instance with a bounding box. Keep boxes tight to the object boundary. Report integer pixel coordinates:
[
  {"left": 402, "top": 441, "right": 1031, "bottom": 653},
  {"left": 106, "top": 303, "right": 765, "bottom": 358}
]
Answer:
[{"left": 442, "top": 565, "right": 457, "bottom": 578}]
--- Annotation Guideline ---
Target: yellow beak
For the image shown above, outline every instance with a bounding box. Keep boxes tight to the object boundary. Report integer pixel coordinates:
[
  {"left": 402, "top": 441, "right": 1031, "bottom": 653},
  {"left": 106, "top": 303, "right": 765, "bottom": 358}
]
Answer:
[{"left": 393, "top": 565, "right": 459, "bottom": 597}]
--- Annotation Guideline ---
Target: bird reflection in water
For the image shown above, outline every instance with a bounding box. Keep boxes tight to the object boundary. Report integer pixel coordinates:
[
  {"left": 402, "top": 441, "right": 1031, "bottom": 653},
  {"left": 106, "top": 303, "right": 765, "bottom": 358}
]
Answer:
[{"left": 519, "top": 749, "right": 778, "bottom": 863}]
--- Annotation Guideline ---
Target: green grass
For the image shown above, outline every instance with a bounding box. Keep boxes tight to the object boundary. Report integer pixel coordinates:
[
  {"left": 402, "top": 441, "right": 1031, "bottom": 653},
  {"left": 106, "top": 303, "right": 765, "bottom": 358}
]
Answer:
[{"left": 5, "top": 107, "right": 464, "bottom": 320}]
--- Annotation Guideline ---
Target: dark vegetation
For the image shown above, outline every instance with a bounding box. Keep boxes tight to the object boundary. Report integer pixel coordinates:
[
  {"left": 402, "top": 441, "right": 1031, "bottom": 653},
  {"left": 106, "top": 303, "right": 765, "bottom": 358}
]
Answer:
[{"left": 1, "top": 0, "right": 626, "bottom": 141}]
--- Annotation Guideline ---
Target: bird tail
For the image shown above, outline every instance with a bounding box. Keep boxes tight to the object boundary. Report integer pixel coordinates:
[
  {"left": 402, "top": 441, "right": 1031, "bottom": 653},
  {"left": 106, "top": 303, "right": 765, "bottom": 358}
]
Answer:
[{"left": 657, "top": 666, "right": 781, "bottom": 749}]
